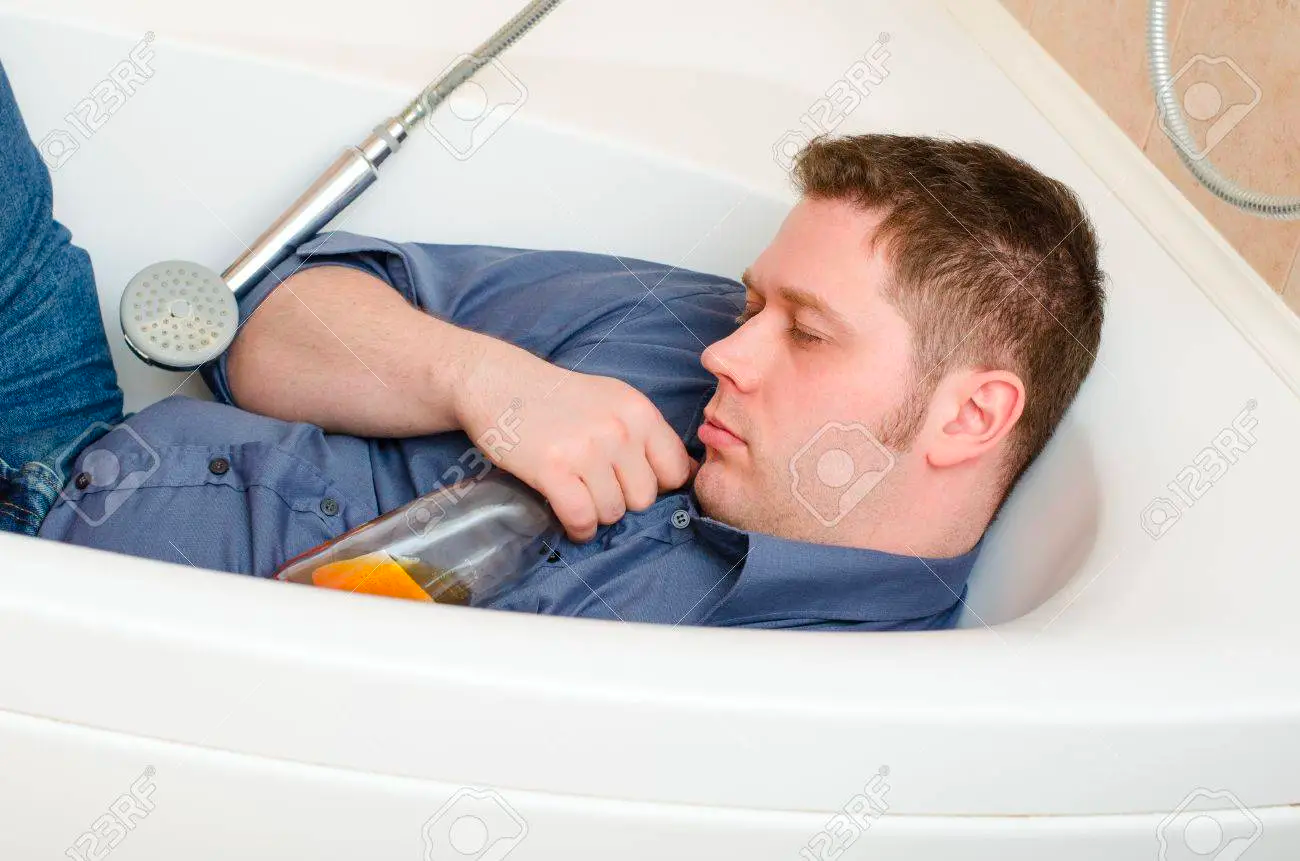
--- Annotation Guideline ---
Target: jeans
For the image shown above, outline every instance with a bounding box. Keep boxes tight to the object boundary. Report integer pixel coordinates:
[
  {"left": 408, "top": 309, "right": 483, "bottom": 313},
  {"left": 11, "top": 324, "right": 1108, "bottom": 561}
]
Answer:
[{"left": 0, "top": 60, "right": 124, "bottom": 535}]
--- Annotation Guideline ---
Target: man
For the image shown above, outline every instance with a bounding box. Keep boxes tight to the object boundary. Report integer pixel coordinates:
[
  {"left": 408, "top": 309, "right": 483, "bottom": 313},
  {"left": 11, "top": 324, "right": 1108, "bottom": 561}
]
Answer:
[{"left": 2, "top": 63, "right": 1105, "bottom": 630}]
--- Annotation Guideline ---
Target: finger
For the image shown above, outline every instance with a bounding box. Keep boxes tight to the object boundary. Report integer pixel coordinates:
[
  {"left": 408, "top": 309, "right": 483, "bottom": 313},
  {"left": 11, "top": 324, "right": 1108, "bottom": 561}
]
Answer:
[
  {"left": 644, "top": 423, "right": 694, "bottom": 491},
  {"left": 613, "top": 451, "right": 660, "bottom": 511},
  {"left": 542, "top": 473, "right": 600, "bottom": 543},
  {"left": 581, "top": 462, "right": 627, "bottom": 527}
]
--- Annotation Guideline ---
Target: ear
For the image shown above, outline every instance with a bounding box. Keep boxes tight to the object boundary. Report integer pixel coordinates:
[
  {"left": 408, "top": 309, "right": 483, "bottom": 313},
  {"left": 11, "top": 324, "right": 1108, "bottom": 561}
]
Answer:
[{"left": 925, "top": 370, "right": 1025, "bottom": 469}]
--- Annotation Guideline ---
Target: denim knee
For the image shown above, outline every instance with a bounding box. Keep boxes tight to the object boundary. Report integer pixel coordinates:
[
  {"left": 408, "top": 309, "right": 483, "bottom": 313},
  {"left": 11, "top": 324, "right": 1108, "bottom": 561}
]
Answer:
[{"left": 0, "top": 458, "right": 63, "bottom": 536}]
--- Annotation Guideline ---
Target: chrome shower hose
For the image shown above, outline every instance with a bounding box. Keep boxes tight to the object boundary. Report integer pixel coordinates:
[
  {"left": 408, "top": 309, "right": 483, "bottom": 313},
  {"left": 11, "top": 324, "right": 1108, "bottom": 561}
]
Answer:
[{"left": 1148, "top": 0, "right": 1300, "bottom": 219}]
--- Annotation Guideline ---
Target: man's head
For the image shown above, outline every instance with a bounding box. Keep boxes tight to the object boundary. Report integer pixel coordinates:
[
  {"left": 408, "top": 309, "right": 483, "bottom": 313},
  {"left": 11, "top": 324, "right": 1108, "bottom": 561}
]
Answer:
[{"left": 694, "top": 134, "right": 1105, "bottom": 557}]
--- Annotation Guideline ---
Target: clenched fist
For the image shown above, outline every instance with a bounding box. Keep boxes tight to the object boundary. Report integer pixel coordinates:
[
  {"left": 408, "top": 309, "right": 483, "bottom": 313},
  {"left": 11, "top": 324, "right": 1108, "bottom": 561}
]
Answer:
[{"left": 453, "top": 335, "right": 697, "bottom": 542}]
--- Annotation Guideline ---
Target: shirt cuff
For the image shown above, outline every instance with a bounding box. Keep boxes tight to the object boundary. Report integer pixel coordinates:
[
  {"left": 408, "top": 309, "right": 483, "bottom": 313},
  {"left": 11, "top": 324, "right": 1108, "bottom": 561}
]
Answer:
[{"left": 200, "top": 231, "right": 417, "bottom": 407}]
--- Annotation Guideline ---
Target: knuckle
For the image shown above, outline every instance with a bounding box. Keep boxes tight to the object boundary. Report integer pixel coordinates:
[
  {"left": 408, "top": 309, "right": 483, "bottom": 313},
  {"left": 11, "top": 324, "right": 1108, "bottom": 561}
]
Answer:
[
  {"left": 541, "top": 445, "right": 578, "bottom": 476},
  {"left": 577, "top": 434, "right": 607, "bottom": 466},
  {"left": 626, "top": 488, "right": 656, "bottom": 511},
  {"left": 569, "top": 517, "right": 598, "bottom": 540},
  {"left": 593, "top": 491, "right": 625, "bottom": 522},
  {"left": 534, "top": 462, "right": 564, "bottom": 490},
  {"left": 556, "top": 503, "right": 595, "bottom": 535},
  {"left": 625, "top": 392, "right": 659, "bottom": 425},
  {"left": 607, "top": 419, "right": 633, "bottom": 447},
  {"left": 586, "top": 424, "right": 628, "bottom": 461},
  {"left": 659, "top": 458, "right": 690, "bottom": 489}
]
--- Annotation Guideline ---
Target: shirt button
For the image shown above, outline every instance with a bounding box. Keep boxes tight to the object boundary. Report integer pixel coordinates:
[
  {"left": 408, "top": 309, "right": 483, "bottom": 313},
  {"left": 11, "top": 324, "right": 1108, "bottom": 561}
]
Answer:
[
  {"left": 671, "top": 509, "right": 690, "bottom": 529},
  {"left": 319, "top": 497, "right": 340, "bottom": 516},
  {"left": 208, "top": 457, "right": 230, "bottom": 475},
  {"left": 74, "top": 472, "right": 92, "bottom": 490},
  {"left": 546, "top": 551, "right": 561, "bottom": 563}
]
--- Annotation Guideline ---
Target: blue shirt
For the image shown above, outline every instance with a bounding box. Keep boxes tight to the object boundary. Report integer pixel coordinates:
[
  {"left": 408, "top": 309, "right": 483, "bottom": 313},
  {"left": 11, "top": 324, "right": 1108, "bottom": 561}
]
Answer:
[{"left": 39, "top": 231, "right": 980, "bottom": 630}]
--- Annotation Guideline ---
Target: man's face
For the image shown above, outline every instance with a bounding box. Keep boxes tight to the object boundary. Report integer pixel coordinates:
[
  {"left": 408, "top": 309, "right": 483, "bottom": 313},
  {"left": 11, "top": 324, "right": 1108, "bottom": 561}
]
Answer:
[{"left": 694, "top": 197, "right": 923, "bottom": 542}]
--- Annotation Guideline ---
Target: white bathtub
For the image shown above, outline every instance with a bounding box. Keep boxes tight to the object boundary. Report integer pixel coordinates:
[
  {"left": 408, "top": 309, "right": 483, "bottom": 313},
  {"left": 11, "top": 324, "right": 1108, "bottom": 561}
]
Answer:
[{"left": 1, "top": 0, "right": 1298, "bottom": 858}]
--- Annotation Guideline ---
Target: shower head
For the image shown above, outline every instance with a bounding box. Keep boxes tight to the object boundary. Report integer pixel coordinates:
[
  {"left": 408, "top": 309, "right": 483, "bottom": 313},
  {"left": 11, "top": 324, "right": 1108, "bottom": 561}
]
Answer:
[
  {"left": 121, "top": 0, "right": 565, "bottom": 371},
  {"left": 120, "top": 260, "right": 239, "bottom": 372}
]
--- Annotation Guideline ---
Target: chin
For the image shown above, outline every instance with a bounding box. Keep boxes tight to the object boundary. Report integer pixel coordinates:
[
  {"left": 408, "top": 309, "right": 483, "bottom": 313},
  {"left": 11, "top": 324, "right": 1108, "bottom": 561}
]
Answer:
[
  {"left": 691, "top": 458, "right": 728, "bottom": 518},
  {"left": 695, "top": 458, "right": 809, "bottom": 539},
  {"left": 692, "top": 459, "right": 753, "bottom": 528}
]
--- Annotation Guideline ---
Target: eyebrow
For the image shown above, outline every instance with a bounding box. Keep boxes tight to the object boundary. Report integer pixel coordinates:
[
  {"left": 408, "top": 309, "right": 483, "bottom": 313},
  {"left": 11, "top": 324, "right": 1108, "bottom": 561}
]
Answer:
[{"left": 740, "top": 269, "right": 853, "bottom": 334}]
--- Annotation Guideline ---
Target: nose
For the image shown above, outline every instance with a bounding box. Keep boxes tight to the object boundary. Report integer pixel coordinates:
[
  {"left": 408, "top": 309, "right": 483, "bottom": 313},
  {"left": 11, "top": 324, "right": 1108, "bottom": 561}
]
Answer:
[{"left": 702, "top": 320, "right": 764, "bottom": 393}]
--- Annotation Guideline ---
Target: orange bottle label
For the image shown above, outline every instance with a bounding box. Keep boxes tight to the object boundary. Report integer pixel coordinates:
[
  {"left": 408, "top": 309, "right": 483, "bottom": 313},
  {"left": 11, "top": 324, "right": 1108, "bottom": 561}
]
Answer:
[{"left": 310, "top": 553, "right": 433, "bottom": 602}]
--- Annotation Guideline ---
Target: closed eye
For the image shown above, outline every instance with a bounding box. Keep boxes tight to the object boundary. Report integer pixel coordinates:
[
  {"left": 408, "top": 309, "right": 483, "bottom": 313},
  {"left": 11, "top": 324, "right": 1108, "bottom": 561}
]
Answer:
[
  {"left": 787, "top": 325, "right": 823, "bottom": 344},
  {"left": 735, "top": 304, "right": 824, "bottom": 345}
]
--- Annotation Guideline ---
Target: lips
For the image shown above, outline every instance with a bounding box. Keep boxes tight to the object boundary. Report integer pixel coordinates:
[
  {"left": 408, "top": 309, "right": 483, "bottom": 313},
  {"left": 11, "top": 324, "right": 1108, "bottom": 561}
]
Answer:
[{"left": 699, "top": 410, "right": 745, "bottom": 448}]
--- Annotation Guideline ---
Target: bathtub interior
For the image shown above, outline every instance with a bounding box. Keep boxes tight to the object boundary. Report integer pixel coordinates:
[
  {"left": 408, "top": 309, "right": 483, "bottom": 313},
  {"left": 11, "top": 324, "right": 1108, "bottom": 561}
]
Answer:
[
  {"left": 3, "top": 0, "right": 1300, "bottom": 645},
  {"left": 4, "top": 4, "right": 1300, "bottom": 843}
]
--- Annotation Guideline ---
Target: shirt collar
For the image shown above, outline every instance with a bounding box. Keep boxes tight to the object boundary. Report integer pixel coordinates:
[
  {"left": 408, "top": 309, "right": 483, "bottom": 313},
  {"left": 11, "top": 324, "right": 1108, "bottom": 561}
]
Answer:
[{"left": 682, "top": 490, "right": 983, "bottom": 626}]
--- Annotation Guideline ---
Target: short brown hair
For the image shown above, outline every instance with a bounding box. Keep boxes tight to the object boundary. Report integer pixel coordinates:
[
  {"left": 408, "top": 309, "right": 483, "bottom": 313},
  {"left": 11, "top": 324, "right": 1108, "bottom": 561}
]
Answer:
[{"left": 792, "top": 133, "right": 1105, "bottom": 502}]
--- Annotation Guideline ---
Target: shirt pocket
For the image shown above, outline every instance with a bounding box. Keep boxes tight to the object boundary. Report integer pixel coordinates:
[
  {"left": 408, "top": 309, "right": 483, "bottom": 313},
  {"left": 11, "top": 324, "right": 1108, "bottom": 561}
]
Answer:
[{"left": 45, "top": 436, "right": 364, "bottom": 578}]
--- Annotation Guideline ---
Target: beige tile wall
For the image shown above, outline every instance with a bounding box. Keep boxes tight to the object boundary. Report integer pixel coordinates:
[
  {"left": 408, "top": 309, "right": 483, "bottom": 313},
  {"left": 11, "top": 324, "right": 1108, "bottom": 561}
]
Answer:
[{"left": 1000, "top": 0, "right": 1300, "bottom": 312}]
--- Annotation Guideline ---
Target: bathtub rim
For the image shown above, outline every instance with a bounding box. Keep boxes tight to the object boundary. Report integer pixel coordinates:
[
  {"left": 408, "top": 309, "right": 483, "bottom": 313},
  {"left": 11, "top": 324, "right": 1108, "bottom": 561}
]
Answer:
[{"left": 0, "top": 0, "right": 1297, "bottom": 821}]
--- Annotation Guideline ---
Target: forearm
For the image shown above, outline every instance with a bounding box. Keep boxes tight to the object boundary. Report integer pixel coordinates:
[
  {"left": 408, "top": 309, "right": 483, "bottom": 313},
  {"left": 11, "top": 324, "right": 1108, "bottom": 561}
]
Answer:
[
  {"left": 226, "top": 262, "right": 698, "bottom": 543},
  {"left": 225, "top": 264, "right": 508, "bottom": 437}
]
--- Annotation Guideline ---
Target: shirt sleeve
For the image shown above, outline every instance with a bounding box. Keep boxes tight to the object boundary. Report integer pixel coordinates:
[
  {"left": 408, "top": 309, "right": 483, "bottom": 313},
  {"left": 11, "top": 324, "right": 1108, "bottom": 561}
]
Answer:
[{"left": 201, "top": 230, "right": 744, "bottom": 448}]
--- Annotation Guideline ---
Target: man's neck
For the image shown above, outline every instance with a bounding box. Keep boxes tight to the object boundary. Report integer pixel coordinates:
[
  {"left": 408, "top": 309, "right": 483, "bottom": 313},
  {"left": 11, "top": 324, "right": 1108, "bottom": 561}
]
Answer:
[{"left": 837, "top": 480, "right": 994, "bottom": 560}]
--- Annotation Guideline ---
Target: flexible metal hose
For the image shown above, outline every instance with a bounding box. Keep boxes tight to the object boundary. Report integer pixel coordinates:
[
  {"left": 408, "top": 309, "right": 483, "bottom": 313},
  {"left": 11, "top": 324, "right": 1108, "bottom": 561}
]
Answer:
[
  {"left": 398, "top": 0, "right": 565, "bottom": 129},
  {"left": 218, "top": 0, "right": 564, "bottom": 303},
  {"left": 1148, "top": 0, "right": 1300, "bottom": 218}
]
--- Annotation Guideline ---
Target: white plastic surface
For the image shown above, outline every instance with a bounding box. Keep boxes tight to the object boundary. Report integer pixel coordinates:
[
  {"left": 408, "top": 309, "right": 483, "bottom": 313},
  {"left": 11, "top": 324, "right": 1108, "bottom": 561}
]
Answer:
[
  {"left": 1, "top": 0, "right": 1298, "bottom": 857},
  {"left": 120, "top": 259, "right": 237, "bottom": 368}
]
